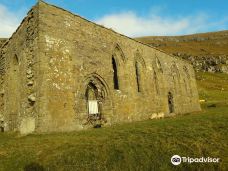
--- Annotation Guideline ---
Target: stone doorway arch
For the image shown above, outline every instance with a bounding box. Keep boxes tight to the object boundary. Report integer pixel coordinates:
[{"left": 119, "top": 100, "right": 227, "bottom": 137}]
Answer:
[
  {"left": 85, "top": 82, "right": 101, "bottom": 116},
  {"left": 79, "top": 74, "right": 112, "bottom": 126}
]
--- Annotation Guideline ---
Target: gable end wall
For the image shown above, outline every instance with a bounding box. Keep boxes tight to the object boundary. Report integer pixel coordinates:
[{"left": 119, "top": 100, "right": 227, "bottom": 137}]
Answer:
[{"left": 0, "top": 5, "right": 39, "bottom": 133}]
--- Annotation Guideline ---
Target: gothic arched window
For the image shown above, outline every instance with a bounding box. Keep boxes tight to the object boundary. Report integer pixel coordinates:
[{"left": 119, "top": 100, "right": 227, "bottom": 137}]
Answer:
[
  {"left": 135, "top": 61, "right": 142, "bottom": 92},
  {"left": 112, "top": 57, "right": 119, "bottom": 90}
]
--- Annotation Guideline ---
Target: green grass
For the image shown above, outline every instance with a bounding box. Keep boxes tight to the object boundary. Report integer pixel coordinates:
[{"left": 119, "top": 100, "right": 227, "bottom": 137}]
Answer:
[
  {"left": 0, "top": 105, "right": 227, "bottom": 171},
  {"left": 0, "top": 72, "right": 227, "bottom": 171},
  {"left": 197, "top": 72, "right": 228, "bottom": 102}
]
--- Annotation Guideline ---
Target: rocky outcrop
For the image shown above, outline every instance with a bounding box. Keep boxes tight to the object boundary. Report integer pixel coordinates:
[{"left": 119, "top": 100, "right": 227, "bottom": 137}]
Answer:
[
  {"left": 172, "top": 53, "right": 228, "bottom": 73},
  {"left": 136, "top": 30, "right": 228, "bottom": 73}
]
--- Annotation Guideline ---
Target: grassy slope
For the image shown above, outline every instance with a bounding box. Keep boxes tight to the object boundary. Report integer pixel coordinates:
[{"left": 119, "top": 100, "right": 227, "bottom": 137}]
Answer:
[
  {"left": 136, "top": 30, "right": 228, "bottom": 57},
  {"left": 197, "top": 72, "right": 228, "bottom": 102},
  {"left": 0, "top": 72, "right": 227, "bottom": 171}
]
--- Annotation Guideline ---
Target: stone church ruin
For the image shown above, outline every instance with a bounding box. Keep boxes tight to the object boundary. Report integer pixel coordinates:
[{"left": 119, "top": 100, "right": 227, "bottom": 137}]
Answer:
[{"left": 0, "top": 1, "right": 200, "bottom": 133}]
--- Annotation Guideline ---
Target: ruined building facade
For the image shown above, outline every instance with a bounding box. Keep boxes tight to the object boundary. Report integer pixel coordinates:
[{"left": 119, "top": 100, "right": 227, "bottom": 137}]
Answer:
[{"left": 0, "top": 1, "right": 200, "bottom": 133}]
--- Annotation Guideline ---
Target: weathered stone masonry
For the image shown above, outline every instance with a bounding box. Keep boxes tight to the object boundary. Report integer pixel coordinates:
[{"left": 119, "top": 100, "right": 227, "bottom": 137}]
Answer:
[{"left": 0, "top": 1, "right": 200, "bottom": 133}]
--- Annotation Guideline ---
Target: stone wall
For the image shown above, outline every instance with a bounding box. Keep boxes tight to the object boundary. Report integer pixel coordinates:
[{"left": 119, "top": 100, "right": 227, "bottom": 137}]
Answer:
[
  {"left": 35, "top": 1, "right": 201, "bottom": 132},
  {"left": 0, "top": 5, "right": 39, "bottom": 133},
  {"left": 0, "top": 1, "right": 201, "bottom": 133},
  {"left": 0, "top": 39, "right": 7, "bottom": 48}
]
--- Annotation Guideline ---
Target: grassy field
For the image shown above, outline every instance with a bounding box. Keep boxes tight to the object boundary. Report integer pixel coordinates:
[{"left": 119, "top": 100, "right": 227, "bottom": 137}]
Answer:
[
  {"left": 197, "top": 72, "right": 228, "bottom": 103},
  {"left": 0, "top": 72, "right": 227, "bottom": 171}
]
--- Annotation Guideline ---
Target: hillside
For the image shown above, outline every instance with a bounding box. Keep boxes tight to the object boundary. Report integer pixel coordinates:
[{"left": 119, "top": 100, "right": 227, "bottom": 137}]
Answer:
[
  {"left": 0, "top": 72, "right": 227, "bottom": 171},
  {"left": 136, "top": 30, "right": 228, "bottom": 73}
]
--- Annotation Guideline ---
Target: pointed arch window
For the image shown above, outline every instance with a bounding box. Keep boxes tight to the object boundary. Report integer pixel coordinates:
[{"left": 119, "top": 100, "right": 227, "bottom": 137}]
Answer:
[
  {"left": 155, "top": 57, "right": 163, "bottom": 73},
  {"left": 112, "top": 57, "right": 119, "bottom": 90},
  {"left": 154, "top": 71, "right": 159, "bottom": 94},
  {"left": 135, "top": 61, "right": 142, "bottom": 92},
  {"left": 134, "top": 51, "right": 145, "bottom": 93},
  {"left": 13, "top": 55, "right": 19, "bottom": 66}
]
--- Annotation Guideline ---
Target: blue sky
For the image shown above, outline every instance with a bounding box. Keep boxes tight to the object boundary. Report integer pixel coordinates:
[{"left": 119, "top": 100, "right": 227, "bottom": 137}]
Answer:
[{"left": 0, "top": 0, "right": 228, "bottom": 37}]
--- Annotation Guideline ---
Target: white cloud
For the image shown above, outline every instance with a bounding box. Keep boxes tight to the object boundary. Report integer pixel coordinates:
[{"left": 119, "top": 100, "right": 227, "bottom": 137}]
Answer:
[
  {"left": 0, "top": 4, "right": 23, "bottom": 38},
  {"left": 95, "top": 11, "right": 227, "bottom": 37}
]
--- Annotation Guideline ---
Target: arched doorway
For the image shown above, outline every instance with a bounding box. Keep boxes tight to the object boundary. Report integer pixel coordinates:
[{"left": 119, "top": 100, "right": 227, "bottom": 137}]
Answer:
[
  {"left": 76, "top": 74, "right": 111, "bottom": 127},
  {"left": 85, "top": 82, "right": 100, "bottom": 116},
  {"left": 168, "top": 92, "right": 174, "bottom": 113},
  {"left": 84, "top": 80, "right": 107, "bottom": 127}
]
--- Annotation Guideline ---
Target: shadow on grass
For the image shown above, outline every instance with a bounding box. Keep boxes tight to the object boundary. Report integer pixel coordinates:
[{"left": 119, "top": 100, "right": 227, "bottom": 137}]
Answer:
[{"left": 24, "top": 162, "right": 45, "bottom": 171}]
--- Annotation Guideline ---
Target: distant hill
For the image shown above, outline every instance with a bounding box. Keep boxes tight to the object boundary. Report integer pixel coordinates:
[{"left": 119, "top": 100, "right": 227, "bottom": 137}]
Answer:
[{"left": 136, "top": 30, "right": 228, "bottom": 73}]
